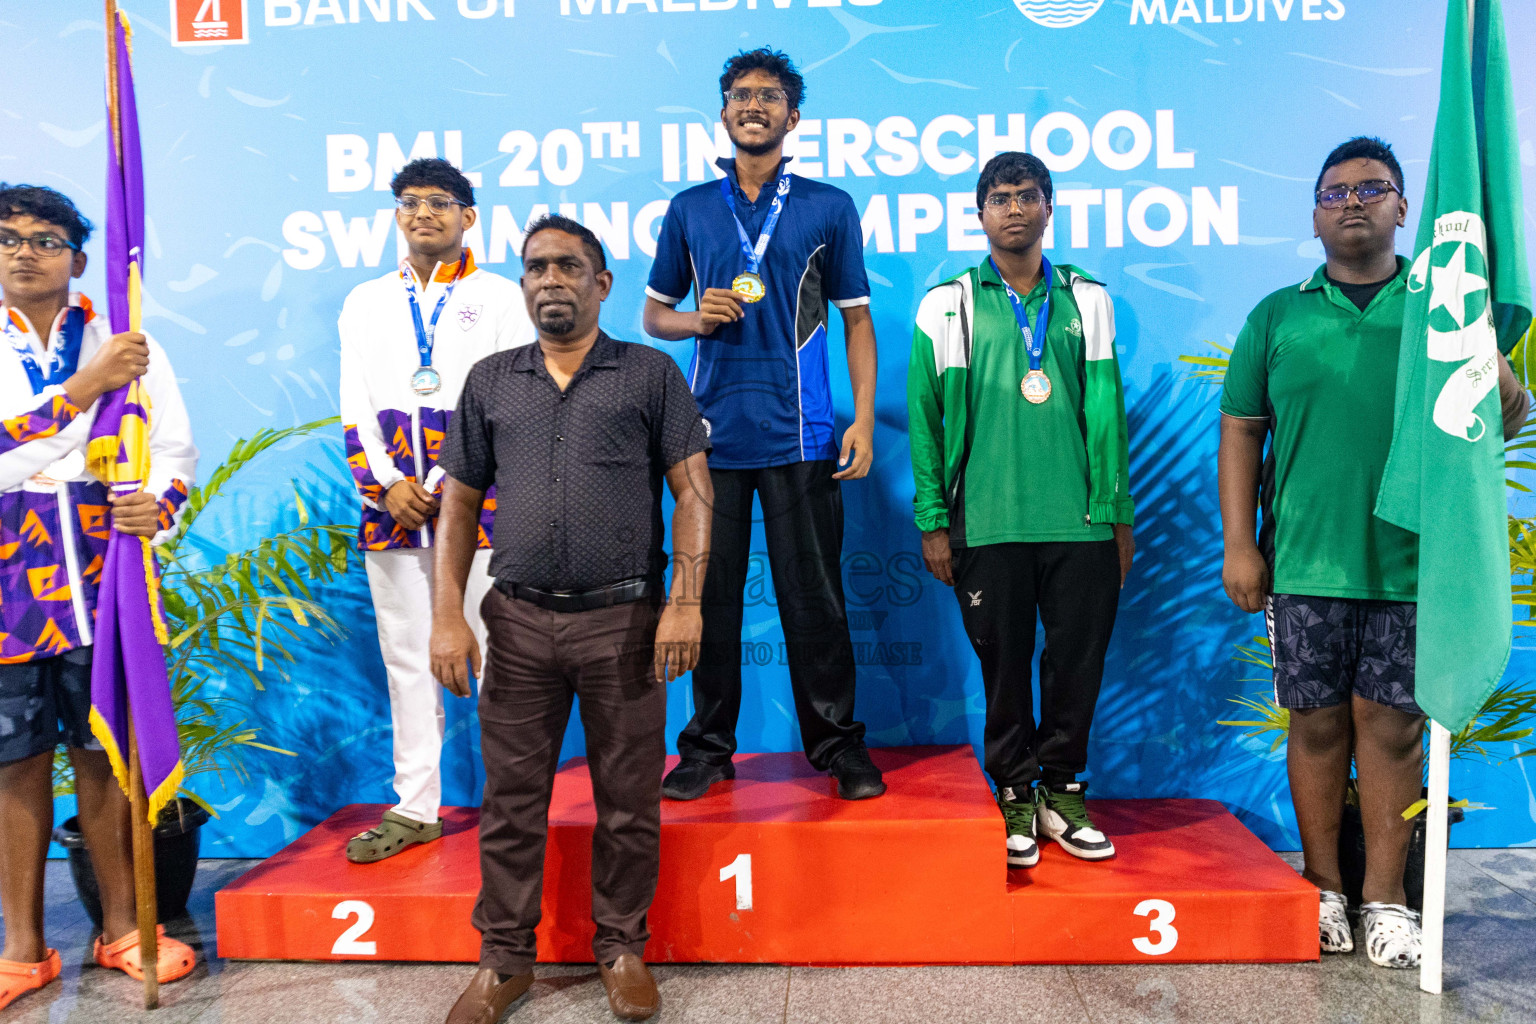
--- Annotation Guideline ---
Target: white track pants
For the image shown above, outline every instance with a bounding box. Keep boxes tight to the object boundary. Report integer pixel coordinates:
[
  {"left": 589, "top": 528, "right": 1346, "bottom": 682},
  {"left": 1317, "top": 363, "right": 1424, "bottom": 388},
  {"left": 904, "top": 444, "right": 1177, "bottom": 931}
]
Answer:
[{"left": 363, "top": 547, "right": 494, "bottom": 824}]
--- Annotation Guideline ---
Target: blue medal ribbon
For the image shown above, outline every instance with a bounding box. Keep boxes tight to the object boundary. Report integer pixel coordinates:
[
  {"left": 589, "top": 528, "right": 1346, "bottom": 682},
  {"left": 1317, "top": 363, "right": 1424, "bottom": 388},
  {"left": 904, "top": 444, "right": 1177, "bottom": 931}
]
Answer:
[
  {"left": 401, "top": 252, "right": 468, "bottom": 370},
  {"left": 991, "top": 255, "right": 1052, "bottom": 372},
  {"left": 720, "top": 168, "right": 792, "bottom": 277},
  {"left": 6, "top": 306, "right": 86, "bottom": 396}
]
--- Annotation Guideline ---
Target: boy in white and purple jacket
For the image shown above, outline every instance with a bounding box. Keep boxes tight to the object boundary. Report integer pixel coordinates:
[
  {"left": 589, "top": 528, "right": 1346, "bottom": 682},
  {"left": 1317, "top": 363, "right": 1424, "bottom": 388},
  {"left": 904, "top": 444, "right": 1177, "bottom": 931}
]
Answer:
[
  {"left": 338, "top": 158, "right": 532, "bottom": 863},
  {"left": 0, "top": 184, "right": 198, "bottom": 1007}
]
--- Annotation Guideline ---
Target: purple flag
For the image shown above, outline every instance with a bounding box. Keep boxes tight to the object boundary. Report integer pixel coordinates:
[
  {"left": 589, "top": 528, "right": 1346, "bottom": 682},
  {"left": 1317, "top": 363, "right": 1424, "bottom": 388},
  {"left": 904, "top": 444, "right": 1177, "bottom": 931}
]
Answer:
[{"left": 87, "top": 10, "right": 183, "bottom": 822}]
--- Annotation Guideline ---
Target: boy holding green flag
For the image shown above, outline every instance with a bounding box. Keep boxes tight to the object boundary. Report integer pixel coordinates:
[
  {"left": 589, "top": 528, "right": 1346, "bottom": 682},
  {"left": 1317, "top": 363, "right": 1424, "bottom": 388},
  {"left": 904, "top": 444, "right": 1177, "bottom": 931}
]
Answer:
[{"left": 1219, "top": 137, "right": 1528, "bottom": 969}]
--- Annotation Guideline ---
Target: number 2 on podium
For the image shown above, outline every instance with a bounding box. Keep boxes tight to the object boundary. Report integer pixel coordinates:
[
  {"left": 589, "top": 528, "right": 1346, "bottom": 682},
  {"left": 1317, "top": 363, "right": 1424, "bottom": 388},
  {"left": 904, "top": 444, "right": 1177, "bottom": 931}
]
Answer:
[
  {"left": 331, "top": 900, "right": 378, "bottom": 956},
  {"left": 719, "top": 853, "right": 753, "bottom": 911},
  {"left": 1132, "top": 899, "right": 1178, "bottom": 955}
]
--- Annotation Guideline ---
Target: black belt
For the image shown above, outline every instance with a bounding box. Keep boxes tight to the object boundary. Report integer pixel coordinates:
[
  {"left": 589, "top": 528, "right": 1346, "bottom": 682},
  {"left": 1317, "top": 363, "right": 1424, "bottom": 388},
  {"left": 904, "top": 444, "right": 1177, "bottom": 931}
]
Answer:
[{"left": 496, "top": 576, "right": 656, "bottom": 613}]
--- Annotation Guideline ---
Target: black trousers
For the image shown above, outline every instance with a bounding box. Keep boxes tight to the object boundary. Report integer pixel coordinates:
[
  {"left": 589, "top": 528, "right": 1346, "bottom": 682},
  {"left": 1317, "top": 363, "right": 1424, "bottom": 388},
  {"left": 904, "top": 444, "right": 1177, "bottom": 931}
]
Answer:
[
  {"left": 676, "top": 459, "right": 865, "bottom": 771},
  {"left": 952, "top": 540, "right": 1121, "bottom": 790}
]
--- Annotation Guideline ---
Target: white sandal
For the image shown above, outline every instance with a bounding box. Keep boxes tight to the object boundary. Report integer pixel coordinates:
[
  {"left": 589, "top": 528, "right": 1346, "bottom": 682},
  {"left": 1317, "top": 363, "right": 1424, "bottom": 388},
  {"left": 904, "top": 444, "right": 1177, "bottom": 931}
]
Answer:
[
  {"left": 1319, "top": 890, "right": 1353, "bottom": 954},
  {"left": 1360, "top": 902, "right": 1421, "bottom": 968}
]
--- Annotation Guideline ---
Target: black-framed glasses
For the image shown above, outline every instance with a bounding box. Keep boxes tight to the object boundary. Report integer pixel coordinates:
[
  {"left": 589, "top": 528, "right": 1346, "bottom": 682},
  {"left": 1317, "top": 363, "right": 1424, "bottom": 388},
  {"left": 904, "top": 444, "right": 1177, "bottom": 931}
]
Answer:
[
  {"left": 1315, "top": 179, "right": 1398, "bottom": 209},
  {"left": 395, "top": 195, "right": 467, "bottom": 215},
  {"left": 723, "top": 87, "right": 788, "bottom": 108},
  {"left": 983, "top": 190, "right": 1047, "bottom": 211},
  {"left": 0, "top": 233, "right": 76, "bottom": 258}
]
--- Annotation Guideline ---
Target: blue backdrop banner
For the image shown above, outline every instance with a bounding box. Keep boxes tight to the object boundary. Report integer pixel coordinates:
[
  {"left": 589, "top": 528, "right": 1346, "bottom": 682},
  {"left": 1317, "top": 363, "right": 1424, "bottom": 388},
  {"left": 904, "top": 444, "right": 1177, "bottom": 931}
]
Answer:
[{"left": 4, "top": 0, "right": 1535, "bottom": 856}]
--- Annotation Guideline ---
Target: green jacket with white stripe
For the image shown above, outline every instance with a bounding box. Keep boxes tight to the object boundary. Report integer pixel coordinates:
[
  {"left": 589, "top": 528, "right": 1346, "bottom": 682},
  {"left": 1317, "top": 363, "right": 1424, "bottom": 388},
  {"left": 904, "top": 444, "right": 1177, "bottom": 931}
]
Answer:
[{"left": 906, "top": 260, "right": 1134, "bottom": 545}]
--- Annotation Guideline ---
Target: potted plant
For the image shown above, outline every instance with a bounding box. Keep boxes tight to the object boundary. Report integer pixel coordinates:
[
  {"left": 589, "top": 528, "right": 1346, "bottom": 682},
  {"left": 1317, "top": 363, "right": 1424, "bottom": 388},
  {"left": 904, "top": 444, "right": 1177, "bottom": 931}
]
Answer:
[
  {"left": 1220, "top": 640, "right": 1536, "bottom": 911},
  {"left": 1190, "top": 329, "right": 1536, "bottom": 910},
  {"left": 52, "top": 417, "right": 352, "bottom": 925}
]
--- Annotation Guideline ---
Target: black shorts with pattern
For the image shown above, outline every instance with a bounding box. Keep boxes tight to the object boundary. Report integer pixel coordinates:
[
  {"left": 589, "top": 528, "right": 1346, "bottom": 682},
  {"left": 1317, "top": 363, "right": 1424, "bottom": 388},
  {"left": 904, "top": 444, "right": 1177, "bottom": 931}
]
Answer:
[
  {"left": 1266, "top": 593, "right": 1422, "bottom": 715},
  {"left": 0, "top": 647, "right": 99, "bottom": 765}
]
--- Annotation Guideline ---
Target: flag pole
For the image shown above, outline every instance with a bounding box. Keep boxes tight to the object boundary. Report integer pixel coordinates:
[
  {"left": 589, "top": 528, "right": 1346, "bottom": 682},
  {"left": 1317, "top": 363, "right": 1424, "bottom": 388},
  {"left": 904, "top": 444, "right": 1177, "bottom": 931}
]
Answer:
[
  {"left": 1417, "top": 0, "right": 1477, "bottom": 997},
  {"left": 104, "top": 0, "right": 120, "bottom": 164},
  {"left": 1420, "top": 721, "right": 1451, "bottom": 994},
  {"left": 105, "top": 0, "right": 160, "bottom": 1008},
  {"left": 126, "top": 715, "right": 161, "bottom": 1009}
]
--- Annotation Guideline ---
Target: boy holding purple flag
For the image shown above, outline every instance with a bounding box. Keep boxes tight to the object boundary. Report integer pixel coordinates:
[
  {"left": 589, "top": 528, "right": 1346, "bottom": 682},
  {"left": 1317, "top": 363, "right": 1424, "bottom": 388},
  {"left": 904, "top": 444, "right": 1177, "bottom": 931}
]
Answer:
[{"left": 0, "top": 185, "right": 198, "bottom": 1009}]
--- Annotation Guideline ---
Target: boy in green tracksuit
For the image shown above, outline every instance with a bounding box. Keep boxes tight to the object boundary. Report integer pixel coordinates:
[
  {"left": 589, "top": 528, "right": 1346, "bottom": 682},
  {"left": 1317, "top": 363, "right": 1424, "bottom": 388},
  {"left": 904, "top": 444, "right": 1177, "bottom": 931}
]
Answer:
[{"left": 907, "top": 152, "right": 1135, "bottom": 869}]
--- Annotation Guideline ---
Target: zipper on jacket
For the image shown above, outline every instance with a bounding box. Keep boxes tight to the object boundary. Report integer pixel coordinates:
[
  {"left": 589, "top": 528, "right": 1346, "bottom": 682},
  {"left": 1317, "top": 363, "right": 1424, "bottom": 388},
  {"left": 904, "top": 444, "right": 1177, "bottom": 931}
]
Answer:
[
  {"left": 411, "top": 265, "right": 448, "bottom": 550},
  {"left": 411, "top": 406, "right": 430, "bottom": 548},
  {"left": 948, "top": 278, "right": 974, "bottom": 513},
  {"left": 55, "top": 484, "right": 93, "bottom": 645}
]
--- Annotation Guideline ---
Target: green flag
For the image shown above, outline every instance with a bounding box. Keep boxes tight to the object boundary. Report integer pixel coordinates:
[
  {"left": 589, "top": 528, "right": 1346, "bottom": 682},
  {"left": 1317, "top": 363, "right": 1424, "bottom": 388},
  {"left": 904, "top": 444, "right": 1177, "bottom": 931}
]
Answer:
[{"left": 1375, "top": 0, "right": 1533, "bottom": 733}]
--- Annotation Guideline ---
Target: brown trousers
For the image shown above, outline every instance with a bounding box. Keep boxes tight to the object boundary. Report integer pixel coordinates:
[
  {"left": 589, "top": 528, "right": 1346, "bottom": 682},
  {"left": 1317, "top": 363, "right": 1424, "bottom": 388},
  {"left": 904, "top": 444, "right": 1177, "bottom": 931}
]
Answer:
[{"left": 472, "top": 587, "right": 665, "bottom": 975}]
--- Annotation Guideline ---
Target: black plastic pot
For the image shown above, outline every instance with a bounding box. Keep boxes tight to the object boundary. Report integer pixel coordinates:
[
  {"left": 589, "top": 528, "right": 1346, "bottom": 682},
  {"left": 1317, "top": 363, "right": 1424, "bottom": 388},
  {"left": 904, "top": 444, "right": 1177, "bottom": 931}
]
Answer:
[
  {"left": 52, "top": 798, "right": 209, "bottom": 929},
  {"left": 1338, "top": 790, "right": 1464, "bottom": 914}
]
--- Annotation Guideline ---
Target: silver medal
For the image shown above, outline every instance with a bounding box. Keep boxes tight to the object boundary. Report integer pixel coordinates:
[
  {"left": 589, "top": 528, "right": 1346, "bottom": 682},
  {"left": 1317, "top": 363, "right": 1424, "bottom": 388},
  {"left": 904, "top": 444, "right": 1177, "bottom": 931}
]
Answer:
[{"left": 411, "top": 366, "right": 442, "bottom": 396}]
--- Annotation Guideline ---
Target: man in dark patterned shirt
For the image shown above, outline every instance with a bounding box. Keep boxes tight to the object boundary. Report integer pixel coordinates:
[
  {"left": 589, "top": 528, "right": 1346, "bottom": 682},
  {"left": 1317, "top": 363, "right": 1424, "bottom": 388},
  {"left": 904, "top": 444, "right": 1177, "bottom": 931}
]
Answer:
[{"left": 431, "top": 215, "right": 710, "bottom": 1024}]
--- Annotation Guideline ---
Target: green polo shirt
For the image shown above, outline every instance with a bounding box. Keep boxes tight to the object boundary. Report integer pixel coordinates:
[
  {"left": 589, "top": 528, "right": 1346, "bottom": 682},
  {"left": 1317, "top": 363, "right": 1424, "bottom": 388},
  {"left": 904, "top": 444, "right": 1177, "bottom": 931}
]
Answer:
[
  {"left": 958, "top": 259, "right": 1113, "bottom": 546},
  {"left": 1220, "top": 258, "right": 1418, "bottom": 601}
]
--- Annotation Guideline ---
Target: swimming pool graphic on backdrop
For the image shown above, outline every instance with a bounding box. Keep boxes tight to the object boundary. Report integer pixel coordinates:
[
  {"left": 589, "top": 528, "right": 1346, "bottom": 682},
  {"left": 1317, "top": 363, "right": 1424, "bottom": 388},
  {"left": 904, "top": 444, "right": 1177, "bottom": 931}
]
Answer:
[{"left": 1013, "top": 0, "right": 1105, "bottom": 28}]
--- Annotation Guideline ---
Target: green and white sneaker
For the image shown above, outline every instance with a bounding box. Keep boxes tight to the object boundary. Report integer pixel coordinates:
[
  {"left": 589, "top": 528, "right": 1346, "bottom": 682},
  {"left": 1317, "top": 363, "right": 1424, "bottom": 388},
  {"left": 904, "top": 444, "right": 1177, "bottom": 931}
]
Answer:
[
  {"left": 1035, "top": 781, "right": 1116, "bottom": 861},
  {"left": 998, "top": 786, "right": 1039, "bottom": 868}
]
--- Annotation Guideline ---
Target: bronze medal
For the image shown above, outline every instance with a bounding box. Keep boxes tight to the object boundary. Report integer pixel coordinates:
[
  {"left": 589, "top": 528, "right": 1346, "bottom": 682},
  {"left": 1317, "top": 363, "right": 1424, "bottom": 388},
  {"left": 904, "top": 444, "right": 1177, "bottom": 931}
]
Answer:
[{"left": 1021, "top": 369, "right": 1052, "bottom": 405}]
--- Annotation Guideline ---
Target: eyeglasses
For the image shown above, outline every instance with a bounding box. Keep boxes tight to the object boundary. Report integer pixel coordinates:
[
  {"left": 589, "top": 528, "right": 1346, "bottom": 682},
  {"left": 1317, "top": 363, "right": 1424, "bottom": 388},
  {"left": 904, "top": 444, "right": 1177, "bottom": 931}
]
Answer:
[
  {"left": 723, "top": 87, "right": 788, "bottom": 108},
  {"left": 395, "top": 196, "right": 467, "bottom": 215},
  {"left": 983, "top": 190, "right": 1047, "bottom": 211},
  {"left": 1315, "top": 179, "right": 1398, "bottom": 209},
  {"left": 0, "top": 233, "right": 76, "bottom": 258}
]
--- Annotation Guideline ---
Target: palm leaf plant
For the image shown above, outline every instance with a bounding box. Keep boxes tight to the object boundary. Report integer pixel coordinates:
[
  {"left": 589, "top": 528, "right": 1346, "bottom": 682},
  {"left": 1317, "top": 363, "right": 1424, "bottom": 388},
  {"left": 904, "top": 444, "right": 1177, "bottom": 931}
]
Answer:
[
  {"left": 1218, "top": 637, "right": 1536, "bottom": 817},
  {"left": 1189, "top": 325, "right": 1536, "bottom": 816},
  {"left": 1219, "top": 638, "right": 1536, "bottom": 765},
  {"left": 54, "top": 416, "right": 354, "bottom": 818},
  {"left": 1175, "top": 341, "right": 1232, "bottom": 382}
]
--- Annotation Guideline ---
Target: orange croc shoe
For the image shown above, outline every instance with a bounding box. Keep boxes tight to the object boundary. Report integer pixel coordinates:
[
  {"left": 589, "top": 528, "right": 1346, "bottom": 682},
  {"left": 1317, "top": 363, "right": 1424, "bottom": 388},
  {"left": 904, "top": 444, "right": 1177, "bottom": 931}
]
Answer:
[
  {"left": 0, "top": 949, "right": 61, "bottom": 1011},
  {"left": 93, "top": 926, "right": 195, "bottom": 983}
]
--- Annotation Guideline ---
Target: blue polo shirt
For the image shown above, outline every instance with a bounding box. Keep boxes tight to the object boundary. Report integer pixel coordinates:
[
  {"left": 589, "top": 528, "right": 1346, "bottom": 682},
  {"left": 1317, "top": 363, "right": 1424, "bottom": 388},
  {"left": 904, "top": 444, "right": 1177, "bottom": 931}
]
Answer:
[{"left": 646, "top": 157, "right": 870, "bottom": 469}]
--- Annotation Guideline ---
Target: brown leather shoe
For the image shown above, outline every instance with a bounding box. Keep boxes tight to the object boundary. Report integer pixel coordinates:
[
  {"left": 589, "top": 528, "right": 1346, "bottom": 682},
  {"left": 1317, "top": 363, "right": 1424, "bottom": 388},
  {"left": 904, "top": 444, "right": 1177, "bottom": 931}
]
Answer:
[
  {"left": 444, "top": 967, "right": 534, "bottom": 1024},
  {"left": 598, "top": 954, "right": 659, "bottom": 1021}
]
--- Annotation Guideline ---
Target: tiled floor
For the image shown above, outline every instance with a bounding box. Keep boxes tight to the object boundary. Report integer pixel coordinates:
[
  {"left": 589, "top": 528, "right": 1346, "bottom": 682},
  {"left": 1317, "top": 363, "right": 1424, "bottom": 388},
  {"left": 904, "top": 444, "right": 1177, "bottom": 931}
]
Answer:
[{"left": 3, "top": 850, "right": 1533, "bottom": 1023}]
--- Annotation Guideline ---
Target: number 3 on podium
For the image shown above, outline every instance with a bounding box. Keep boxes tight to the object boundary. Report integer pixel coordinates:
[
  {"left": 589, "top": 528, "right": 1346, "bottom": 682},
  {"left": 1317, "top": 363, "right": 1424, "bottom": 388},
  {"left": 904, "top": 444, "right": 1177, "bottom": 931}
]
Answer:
[{"left": 1132, "top": 899, "right": 1178, "bottom": 955}]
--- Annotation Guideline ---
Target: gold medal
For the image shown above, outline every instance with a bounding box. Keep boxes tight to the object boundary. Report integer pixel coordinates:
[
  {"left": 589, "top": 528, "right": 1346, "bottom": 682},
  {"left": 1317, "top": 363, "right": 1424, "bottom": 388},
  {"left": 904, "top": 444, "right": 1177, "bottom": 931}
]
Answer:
[
  {"left": 731, "top": 272, "right": 765, "bottom": 303},
  {"left": 1021, "top": 369, "right": 1052, "bottom": 405}
]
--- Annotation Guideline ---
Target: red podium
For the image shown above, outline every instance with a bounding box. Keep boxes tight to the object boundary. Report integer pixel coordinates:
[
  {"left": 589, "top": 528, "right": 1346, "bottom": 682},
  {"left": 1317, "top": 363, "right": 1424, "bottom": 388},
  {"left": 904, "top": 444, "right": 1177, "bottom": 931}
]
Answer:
[{"left": 215, "top": 746, "right": 1316, "bottom": 964}]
